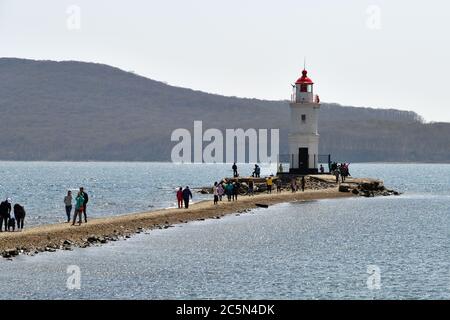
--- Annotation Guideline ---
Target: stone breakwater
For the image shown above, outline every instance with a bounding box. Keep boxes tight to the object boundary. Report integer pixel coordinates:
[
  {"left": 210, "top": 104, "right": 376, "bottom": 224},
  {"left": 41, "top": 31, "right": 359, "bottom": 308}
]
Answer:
[{"left": 1, "top": 175, "right": 399, "bottom": 260}]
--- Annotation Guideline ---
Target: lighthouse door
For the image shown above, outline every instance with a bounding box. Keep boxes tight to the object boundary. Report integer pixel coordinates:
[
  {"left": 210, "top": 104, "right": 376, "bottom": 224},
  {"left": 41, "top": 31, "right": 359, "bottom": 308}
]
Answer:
[{"left": 298, "top": 148, "right": 309, "bottom": 172}]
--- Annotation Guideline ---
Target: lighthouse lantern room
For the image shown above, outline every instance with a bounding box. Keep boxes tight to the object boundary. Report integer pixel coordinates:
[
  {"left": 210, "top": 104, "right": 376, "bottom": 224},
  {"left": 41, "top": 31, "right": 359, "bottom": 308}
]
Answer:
[{"left": 288, "top": 69, "right": 320, "bottom": 174}]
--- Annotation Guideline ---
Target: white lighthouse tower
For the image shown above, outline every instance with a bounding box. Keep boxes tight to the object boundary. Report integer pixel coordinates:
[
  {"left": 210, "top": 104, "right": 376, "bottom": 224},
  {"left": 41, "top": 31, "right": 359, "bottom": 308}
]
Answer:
[{"left": 288, "top": 68, "right": 320, "bottom": 174}]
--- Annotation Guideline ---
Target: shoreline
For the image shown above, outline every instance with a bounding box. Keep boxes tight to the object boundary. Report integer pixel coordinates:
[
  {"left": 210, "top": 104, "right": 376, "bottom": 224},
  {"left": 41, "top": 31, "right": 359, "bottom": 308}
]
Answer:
[{"left": 0, "top": 187, "right": 353, "bottom": 258}]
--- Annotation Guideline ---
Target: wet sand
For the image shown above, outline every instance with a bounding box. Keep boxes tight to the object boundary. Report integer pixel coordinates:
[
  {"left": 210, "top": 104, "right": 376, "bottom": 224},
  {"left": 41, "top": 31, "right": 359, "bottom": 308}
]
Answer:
[{"left": 0, "top": 187, "right": 353, "bottom": 256}]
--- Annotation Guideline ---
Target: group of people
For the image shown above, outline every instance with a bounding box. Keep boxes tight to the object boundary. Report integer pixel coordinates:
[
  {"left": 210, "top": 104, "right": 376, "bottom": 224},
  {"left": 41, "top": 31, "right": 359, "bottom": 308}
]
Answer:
[
  {"left": 331, "top": 162, "right": 350, "bottom": 183},
  {"left": 212, "top": 180, "right": 241, "bottom": 204},
  {"left": 64, "top": 187, "right": 89, "bottom": 225},
  {"left": 0, "top": 198, "right": 26, "bottom": 232},
  {"left": 176, "top": 186, "right": 193, "bottom": 209}
]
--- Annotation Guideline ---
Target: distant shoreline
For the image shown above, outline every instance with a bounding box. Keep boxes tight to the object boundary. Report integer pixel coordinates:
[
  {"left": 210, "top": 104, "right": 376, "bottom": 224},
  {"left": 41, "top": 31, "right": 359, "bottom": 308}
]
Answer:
[{"left": 0, "top": 188, "right": 353, "bottom": 259}]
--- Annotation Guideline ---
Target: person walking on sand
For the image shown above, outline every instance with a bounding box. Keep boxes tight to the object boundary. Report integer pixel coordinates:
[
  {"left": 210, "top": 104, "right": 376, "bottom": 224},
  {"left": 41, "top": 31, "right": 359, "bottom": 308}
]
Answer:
[
  {"left": 213, "top": 182, "right": 219, "bottom": 205},
  {"left": 182, "top": 186, "right": 192, "bottom": 209},
  {"left": 232, "top": 163, "right": 238, "bottom": 177},
  {"left": 301, "top": 176, "right": 306, "bottom": 192},
  {"left": 64, "top": 190, "right": 73, "bottom": 222},
  {"left": 14, "top": 203, "right": 26, "bottom": 231},
  {"left": 266, "top": 176, "right": 273, "bottom": 194},
  {"left": 176, "top": 187, "right": 183, "bottom": 208},
  {"left": 72, "top": 191, "right": 85, "bottom": 226},
  {"left": 0, "top": 198, "right": 12, "bottom": 232},
  {"left": 79, "top": 187, "right": 89, "bottom": 223},
  {"left": 217, "top": 183, "right": 224, "bottom": 201}
]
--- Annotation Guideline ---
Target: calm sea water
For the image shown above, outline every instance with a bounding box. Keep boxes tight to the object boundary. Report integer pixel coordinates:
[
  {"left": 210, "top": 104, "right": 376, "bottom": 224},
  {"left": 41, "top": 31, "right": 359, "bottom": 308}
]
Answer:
[{"left": 0, "top": 162, "right": 448, "bottom": 299}]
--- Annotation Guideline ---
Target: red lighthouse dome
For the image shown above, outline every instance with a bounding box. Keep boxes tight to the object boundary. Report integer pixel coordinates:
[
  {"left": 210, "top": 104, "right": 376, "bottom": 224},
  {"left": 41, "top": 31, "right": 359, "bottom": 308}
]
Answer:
[{"left": 295, "top": 70, "right": 314, "bottom": 85}]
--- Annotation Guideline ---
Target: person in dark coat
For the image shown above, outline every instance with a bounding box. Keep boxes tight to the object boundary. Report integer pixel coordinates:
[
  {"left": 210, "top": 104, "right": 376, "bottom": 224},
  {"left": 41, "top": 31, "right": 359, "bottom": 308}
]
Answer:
[
  {"left": 232, "top": 163, "right": 238, "bottom": 177},
  {"left": 80, "top": 187, "right": 89, "bottom": 223},
  {"left": 301, "top": 176, "right": 306, "bottom": 192},
  {"left": 0, "top": 198, "right": 12, "bottom": 232},
  {"left": 182, "top": 186, "right": 193, "bottom": 209},
  {"left": 14, "top": 203, "right": 26, "bottom": 231}
]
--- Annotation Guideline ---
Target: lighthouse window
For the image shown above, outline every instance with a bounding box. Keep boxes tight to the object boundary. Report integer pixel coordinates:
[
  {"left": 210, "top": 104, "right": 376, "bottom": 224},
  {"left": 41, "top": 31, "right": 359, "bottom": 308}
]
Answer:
[{"left": 301, "top": 114, "right": 306, "bottom": 122}]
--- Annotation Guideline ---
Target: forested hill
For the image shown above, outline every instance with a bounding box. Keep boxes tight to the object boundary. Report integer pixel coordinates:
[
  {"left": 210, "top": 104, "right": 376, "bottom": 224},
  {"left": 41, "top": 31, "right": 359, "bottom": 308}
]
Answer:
[{"left": 0, "top": 58, "right": 449, "bottom": 162}]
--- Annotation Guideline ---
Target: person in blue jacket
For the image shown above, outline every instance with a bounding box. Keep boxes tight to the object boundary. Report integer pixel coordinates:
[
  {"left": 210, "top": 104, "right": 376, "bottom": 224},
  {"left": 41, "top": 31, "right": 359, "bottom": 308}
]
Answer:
[{"left": 182, "top": 186, "right": 193, "bottom": 209}]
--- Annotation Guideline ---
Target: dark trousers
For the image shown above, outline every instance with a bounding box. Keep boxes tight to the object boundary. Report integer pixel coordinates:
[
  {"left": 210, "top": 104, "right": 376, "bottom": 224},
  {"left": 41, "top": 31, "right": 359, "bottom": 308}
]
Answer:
[
  {"left": 82, "top": 204, "right": 88, "bottom": 222},
  {"left": 16, "top": 218, "right": 24, "bottom": 230},
  {"left": 72, "top": 208, "right": 82, "bottom": 224},
  {"left": 65, "top": 205, "right": 72, "bottom": 222},
  {"left": 183, "top": 198, "right": 190, "bottom": 208},
  {"left": 0, "top": 216, "right": 8, "bottom": 231}
]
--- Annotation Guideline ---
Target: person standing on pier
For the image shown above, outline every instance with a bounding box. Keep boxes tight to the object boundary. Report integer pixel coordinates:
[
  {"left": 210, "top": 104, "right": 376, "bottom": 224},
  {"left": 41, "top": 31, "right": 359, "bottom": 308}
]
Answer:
[
  {"left": 232, "top": 181, "right": 240, "bottom": 201},
  {"left": 334, "top": 169, "right": 340, "bottom": 183},
  {"left": 232, "top": 163, "right": 238, "bottom": 177},
  {"left": 182, "top": 186, "right": 193, "bottom": 209},
  {"left": 72, "top": 191, "right": 85, "bottom": 226},
  {"left": 64, "top": 190, "right": 73, "bottom": 222},
  {"left": 291, "top": 178, "right": 297, "bottom": 193},
  {"left": 276, "top": 179, "right": 282, "bottom": 193},
  {"left": 217, "top": 183, "right": 224, "bottom": 201},
  {"left": 176, "top": 187, "right": 183, "bottom": 208},
  {"left": 13, "top": 203, "right": 26, "bottom": 231},
  {"left": 213, "top": 182, "right": 219, "bottom": 205},
  {"left": 0, "top": 198, "right": 11, "bottom": 232},
  {"left": 266, "top": 176, "right": 273, "bottom": 194},
  {"left": 247, "top": 179, "right": 254, "bottom": 196},
  {"left": 225, "top": 181, "right": 233, "bottom": 201},
  {"left": 80, "top": 187, "right": 89, "bottom": 223}
]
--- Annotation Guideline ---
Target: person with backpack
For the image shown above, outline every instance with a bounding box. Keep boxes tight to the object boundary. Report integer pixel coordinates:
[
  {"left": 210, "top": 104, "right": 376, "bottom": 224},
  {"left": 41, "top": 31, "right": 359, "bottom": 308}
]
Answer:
[
  {"left": 182, "top": 186, "right": 193, "bottom": 208},
  {"left": 72, "top": 191, "right": 85, "bottom": 226},
  {"left": 13, "top": 203, "right": 26, "bottom": 231},
  {"left": 0, "top": 198, "right": 12, "bottom": 232}
]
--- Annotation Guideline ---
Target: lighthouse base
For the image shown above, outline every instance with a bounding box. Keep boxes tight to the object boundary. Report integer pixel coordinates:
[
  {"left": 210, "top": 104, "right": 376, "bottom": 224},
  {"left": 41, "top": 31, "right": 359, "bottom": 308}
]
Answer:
[{"left": 288, "top": 168, "right": 319, "bottom": 175}]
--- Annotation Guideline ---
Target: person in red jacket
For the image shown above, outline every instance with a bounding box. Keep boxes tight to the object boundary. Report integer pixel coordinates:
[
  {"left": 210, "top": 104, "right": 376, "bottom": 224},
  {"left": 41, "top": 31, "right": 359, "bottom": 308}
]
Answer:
[{"left": 176, "top": 187, "right": 183, "bottom": 209}]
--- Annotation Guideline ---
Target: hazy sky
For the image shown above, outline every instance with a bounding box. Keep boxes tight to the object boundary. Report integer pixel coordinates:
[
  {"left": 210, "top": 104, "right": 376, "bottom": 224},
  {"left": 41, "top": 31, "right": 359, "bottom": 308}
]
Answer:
[{"left": 1, "top": 0, "right": 449, "bottom": 121}]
